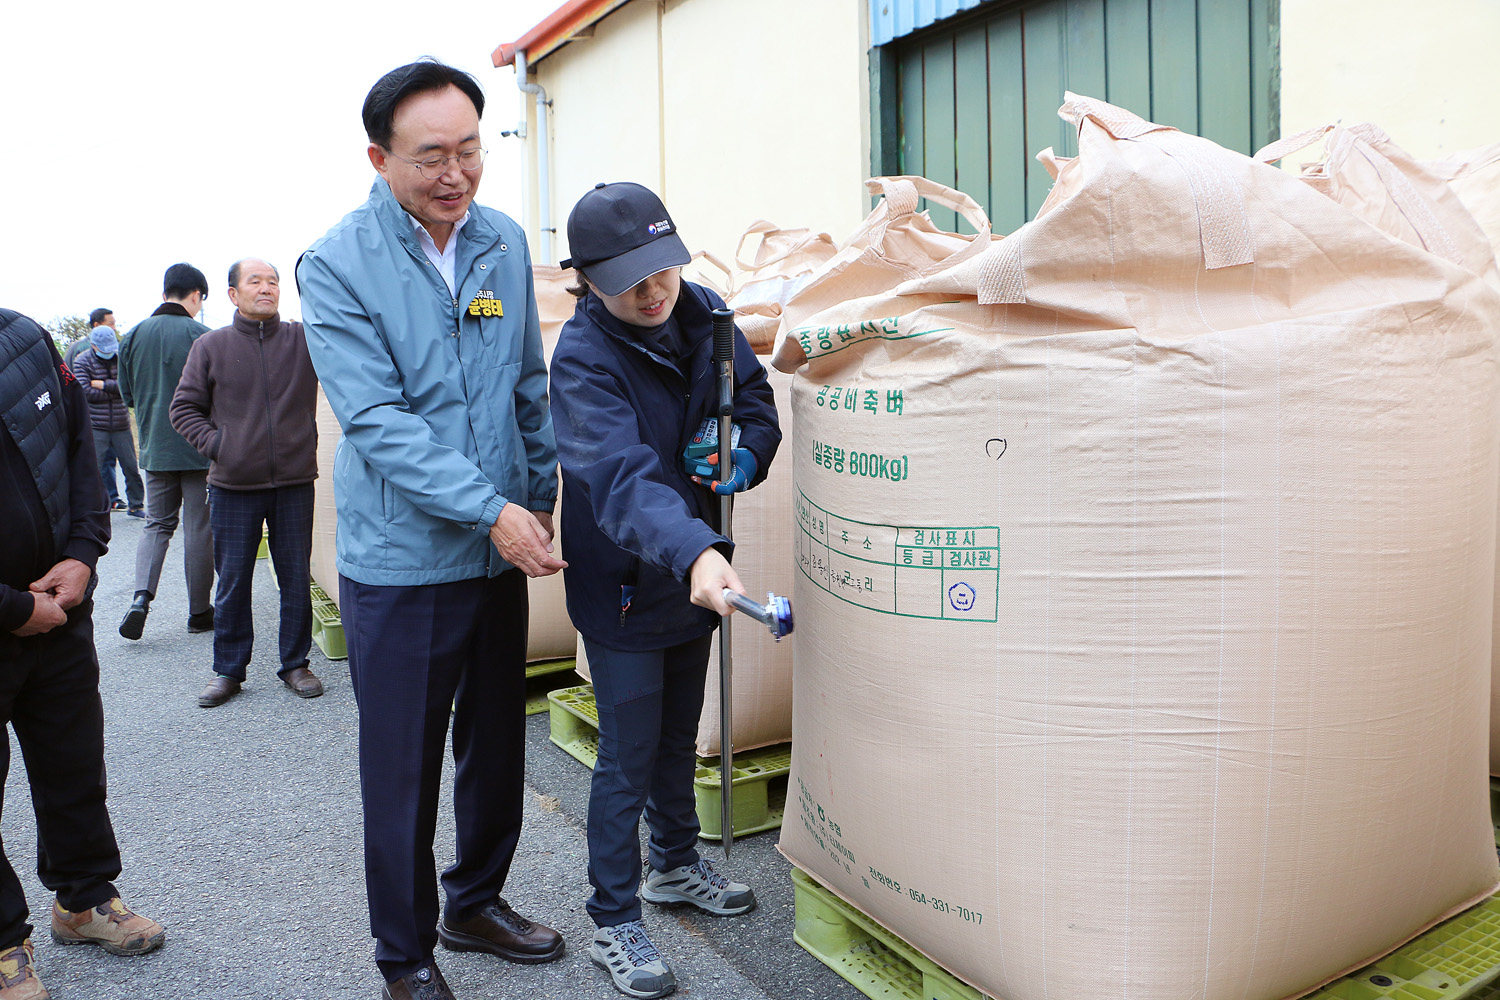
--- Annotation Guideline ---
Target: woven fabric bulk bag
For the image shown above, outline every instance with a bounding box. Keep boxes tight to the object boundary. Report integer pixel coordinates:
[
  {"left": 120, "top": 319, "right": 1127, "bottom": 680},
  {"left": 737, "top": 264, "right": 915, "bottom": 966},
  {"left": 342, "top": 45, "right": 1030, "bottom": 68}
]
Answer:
[{"left": 775, "top": 94, "right": 1500, "bottom": 1000}]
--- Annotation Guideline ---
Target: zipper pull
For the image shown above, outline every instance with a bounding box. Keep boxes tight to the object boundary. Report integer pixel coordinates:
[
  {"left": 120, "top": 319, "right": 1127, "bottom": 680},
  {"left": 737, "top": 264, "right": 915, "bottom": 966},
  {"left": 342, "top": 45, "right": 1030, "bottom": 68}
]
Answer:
[{"left": 619, "top": 585, "right": 634, "bottom": 626}]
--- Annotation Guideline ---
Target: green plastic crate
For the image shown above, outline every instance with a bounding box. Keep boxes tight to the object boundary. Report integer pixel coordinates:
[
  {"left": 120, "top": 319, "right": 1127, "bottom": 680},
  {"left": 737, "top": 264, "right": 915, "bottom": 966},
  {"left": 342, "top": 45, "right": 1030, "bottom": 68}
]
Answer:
[
  {"left": 694, "top": 744, "right": 791, "bottom": 841},
  {"left": 524, "top": 659, "right": 580, "bottom": 716},
  {"left": 311, "top": 601, "right": 346, "bottom": 660},
  {"left": 547, "top": 684, "right": 600, "bottom": 769},
  {"left": 547, "top": 683, "right": 790, "bottom": 840},
  {"left": 791, "top": 867, "right": 991, "bottom": 1000}
]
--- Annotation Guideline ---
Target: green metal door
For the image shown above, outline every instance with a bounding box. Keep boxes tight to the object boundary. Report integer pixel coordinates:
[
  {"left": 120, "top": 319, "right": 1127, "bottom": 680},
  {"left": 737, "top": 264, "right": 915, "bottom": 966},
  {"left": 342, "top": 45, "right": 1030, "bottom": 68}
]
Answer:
[{"left": 872, "top": 0, "right": 1279, "bottom": 234}]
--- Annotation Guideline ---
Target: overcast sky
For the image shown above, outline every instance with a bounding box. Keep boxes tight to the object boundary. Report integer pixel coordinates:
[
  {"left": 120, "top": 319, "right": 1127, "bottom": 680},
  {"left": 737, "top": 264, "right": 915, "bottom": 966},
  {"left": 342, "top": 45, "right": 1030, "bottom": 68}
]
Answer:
[{"left": 2, "top": 0, "right": 559, "bottom": 333}]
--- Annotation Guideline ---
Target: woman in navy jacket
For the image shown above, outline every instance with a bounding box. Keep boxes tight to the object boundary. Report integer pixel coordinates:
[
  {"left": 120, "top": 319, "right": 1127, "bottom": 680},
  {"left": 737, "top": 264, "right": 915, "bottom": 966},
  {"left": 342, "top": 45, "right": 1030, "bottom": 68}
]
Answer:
[{"left": 549, "top": 183, "right": 780, "bottom": 1000}]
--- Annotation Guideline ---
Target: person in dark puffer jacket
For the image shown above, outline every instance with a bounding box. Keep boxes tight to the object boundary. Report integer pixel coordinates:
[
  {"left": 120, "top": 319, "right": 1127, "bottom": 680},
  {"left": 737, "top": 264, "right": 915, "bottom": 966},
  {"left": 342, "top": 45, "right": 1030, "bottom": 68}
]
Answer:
[
  {"left": 71, "top": 325, "right": 144, "bottom": 516},
  {"left": 0, "top": 308, "right": 167, "bottom": 999}
]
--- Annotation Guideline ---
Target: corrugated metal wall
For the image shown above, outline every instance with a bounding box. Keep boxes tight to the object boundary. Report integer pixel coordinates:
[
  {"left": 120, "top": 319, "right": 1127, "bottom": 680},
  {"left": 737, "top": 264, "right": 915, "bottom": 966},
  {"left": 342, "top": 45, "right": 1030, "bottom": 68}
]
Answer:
[
  {"left": 871, "top": 0, "right": 989, "bottom": 46},
  {"left": 874, "top": 0, "right": 1278, "bottom": 236}
]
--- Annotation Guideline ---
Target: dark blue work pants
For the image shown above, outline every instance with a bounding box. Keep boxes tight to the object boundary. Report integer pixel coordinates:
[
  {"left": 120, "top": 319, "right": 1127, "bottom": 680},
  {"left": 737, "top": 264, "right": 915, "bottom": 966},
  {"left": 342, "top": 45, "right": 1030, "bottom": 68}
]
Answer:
[
  {"left": 0, "top": 601, "right": 121, "bottom": 949},
  {"left": 583, "top": 634, "right": 711, "bottom": 928},
  {"left": 340, "top": 571, "right": 529, "bottom": 982},
  {"left": 208, "top": 484, "right": 313, "bottom": 681}
]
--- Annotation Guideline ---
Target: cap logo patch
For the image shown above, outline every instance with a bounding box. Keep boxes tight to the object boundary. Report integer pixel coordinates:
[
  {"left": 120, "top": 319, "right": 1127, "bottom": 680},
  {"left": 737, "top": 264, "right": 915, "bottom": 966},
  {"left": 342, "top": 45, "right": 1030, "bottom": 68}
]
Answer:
[{"left": 646, "top": 219, "right": 672, "bottom": 236}]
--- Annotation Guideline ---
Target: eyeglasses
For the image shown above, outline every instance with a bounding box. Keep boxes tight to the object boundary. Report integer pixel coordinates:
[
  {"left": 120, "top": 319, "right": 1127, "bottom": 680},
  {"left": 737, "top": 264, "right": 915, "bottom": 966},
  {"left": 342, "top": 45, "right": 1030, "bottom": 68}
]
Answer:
[{"left": 384, "top": 146, "right": 486, "bottom": 180}]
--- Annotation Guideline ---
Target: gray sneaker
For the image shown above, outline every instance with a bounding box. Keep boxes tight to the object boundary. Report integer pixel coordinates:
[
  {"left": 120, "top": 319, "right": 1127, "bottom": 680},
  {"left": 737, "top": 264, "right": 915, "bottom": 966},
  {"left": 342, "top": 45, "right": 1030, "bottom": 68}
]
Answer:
[
  {"left": 589, "top": 920, "right": 675, "bottom": 999},
  {"left": 641, "top": 859, "right": 757, "bottom": 916}
]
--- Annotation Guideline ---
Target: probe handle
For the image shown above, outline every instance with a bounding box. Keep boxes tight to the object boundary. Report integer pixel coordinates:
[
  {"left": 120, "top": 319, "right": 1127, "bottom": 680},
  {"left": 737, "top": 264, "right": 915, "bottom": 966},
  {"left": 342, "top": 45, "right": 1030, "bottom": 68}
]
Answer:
[{"left": 721, "top": 590, "right": 795, "bottom": 641}]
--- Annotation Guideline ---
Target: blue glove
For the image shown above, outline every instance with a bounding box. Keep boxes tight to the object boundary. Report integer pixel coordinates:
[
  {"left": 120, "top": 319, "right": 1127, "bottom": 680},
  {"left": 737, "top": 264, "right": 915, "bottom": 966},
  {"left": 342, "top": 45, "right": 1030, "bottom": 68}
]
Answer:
[{"left": 689, "top": 448, "right": 757, "bottom": 495}]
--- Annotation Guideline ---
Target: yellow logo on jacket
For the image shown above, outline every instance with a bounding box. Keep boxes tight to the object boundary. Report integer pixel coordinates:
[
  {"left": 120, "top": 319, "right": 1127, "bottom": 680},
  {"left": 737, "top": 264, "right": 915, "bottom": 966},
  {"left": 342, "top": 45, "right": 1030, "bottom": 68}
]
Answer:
[{"left": 467, "top": 290, "right": 503, "bottom": 318}]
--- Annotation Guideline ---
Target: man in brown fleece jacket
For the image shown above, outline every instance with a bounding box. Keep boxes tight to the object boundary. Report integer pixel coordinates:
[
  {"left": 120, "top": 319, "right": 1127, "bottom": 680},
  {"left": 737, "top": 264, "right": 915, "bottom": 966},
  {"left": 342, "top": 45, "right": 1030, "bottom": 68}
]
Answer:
[{"left": 169, "top": 258, "right": 323, "bottom": 708}]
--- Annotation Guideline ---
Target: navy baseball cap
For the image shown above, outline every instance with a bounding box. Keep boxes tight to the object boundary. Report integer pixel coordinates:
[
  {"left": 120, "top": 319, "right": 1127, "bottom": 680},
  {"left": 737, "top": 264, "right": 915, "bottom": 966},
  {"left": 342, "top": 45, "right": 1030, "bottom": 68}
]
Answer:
[{"left": 561, "top": 182, "right": 691, "bottom": 296}]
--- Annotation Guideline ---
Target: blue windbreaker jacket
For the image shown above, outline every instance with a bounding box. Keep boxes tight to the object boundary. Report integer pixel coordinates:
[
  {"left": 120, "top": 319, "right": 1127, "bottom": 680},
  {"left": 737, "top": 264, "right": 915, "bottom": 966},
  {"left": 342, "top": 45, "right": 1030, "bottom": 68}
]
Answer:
[
  {"left": 549, "top": 282, "right": 781, "bottom": 649},
  {"left": 297, "top": 180, "right": 558, "bottom": 586}
]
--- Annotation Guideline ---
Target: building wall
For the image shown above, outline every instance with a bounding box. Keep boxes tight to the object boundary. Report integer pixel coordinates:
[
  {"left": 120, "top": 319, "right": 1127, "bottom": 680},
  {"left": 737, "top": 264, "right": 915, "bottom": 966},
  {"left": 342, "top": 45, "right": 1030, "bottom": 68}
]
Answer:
[
  {"left": 524, "top": 0, "right": 869, "bottom": 268},
  {"left": 1281, "top": 0, "right": 1500, "bottom": 160}
]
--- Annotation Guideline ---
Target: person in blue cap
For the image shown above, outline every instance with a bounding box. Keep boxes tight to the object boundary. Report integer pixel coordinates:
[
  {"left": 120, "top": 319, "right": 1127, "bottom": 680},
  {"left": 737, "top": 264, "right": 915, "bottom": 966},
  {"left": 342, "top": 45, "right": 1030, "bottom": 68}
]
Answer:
[
  {"left": 549, "top": 181, "right": 782, "bottom": 1000},
  {"left": 71, "top": 322, "right": 145, "bottom": 518}
]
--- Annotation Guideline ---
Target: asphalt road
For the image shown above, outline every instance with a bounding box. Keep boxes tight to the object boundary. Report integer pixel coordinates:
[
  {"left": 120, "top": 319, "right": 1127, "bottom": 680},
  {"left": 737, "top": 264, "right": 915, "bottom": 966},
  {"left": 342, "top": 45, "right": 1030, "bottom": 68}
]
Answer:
[{"left": 2, "top": 512, "right": 868, "bottom": 1000}]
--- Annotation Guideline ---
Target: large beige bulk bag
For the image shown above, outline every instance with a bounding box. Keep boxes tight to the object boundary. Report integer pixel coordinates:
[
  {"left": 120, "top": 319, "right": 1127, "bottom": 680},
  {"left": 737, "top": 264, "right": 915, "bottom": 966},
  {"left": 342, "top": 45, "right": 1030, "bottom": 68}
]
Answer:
[
  {"left": 1262, "top": 128, "right": 1500, "bottom": 779},
  {"left": 310, "top": 266, "right": 578, "bottom": 662},
  {"left": 774, "top": 94, "right": 1500, "bottom": 1000},
  {"left": 725, "top": 222, "right": 837, "bottom": 353},
  {"left": 526, "top": 265, "right": 581, "bottom": 660},
  {"left": 773, "top": 175, "right": 995, "bottom": 345},
  {"left": 310, "top": 386, "right": 340, "bottom": 600},
  {"left": 1258, "top": 124, "right": 1499, "bottom": 289},
  {"left": 694, "top": 362, "right": 796, "bottom": 756},
  {"left": 1425, "top": 142, "right": 1500, "bottom": 775},
  {"left": 1431, "top": 142, "right": 1500, "bottom": 251}
]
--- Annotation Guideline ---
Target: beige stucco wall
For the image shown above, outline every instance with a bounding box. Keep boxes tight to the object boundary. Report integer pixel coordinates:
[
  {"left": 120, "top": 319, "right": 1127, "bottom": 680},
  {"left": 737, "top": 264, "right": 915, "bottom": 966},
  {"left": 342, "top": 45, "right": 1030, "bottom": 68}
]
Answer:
[
  {"left": 1281, "top": 0, "right": 1500, "bottom": 161},
  {"left": 519, "top": 0, "right": 869, "bottom": 269}
]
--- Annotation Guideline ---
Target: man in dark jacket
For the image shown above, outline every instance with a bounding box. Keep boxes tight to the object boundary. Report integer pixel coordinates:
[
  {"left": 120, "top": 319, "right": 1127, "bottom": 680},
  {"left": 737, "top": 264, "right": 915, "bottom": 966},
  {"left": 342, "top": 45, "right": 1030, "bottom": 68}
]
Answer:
[
  {"left": 117, "top": 264, "right": 215, "bottom": 640},
  {"left": 71, "top": 324, "right": 145, "bottom": 518},
  {"left": 0, "top": 308, "right": 166, "bottom": 999},
  {"left": 170, "top": 258, "right": 322, "bottom": 708}
]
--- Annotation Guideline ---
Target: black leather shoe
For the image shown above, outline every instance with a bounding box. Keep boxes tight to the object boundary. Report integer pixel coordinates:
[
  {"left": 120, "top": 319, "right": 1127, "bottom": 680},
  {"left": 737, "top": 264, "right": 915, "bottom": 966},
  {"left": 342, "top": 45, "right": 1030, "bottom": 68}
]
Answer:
[
  {"left": 381, "top": 962, "right": 454, "bottom": 1000},
  {"left": 438, "top": 900, "right": 564, "bottom": 964},
  {"left": 187, "top": 609, "right": 214, "bottom": 633},
  {"left": 119, "top": 593, "right": 151, "bottom": 641},
  {"left": 197, "top": 675, "right": 241, "bottom": 708}
]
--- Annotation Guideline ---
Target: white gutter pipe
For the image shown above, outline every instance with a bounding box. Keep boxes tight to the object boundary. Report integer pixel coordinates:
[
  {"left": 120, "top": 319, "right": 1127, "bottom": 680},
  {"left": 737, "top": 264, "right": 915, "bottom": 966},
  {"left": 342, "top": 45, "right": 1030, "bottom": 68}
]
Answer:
[{"left": 514, "top": 50, "right": 554, "bottom": 264}]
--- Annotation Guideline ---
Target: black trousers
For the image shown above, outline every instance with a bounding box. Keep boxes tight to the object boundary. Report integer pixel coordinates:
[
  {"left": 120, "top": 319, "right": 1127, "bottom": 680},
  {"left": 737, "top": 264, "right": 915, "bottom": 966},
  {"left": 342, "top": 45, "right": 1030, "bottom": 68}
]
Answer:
[
  {"left": 208, "top": 484, "right": 314, "bottom": 681},
  {"left": 340, "top": 572, "right": 528, "bottom": 982},
  {"left": 0, "top": 600, "right": 121, "bottom": 949}
]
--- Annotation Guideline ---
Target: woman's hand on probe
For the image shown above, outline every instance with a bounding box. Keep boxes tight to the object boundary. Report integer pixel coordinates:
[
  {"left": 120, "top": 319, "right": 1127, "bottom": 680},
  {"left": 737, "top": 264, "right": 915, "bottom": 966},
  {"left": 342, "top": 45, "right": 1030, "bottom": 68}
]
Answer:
[{"left": 689, "top": 547, "right": 744, "bottom": 615}]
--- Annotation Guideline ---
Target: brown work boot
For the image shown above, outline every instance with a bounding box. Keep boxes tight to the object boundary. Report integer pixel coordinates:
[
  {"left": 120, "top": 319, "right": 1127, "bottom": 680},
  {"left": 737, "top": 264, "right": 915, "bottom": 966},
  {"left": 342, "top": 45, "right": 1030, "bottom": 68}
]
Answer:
[
  {"left": 382, "top": 962, "right": 455, "bottom": 999},
  {"left": 0, "top": 940, "right": 47, "bottom": 999},
  {"left": 197, "top": 675, "right": 241, "bottom": 708},
  {"left": 51, "top": 897, "right": 165, "bottom": 956},
  {"left": 281, "top": 666, "right": 324, "bottom": 699}
]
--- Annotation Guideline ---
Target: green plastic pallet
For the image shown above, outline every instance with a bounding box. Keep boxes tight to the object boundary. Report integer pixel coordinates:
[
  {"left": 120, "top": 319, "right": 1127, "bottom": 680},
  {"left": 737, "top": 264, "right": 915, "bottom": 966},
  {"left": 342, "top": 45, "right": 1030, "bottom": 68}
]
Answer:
[
  {"left": 694, "top": 744, "right": 790, "bottom": 841},
  {"left": 311, "top": 600, "right": 346, "bottom": 660},
  {"left": 524, "top": 659, "right": 580, "bottom": 716},
  {"left": 791, "top": 864, "right": 1500, "bottom": 1000},
  {"left": 791, "top": 867, "right": 991, "bottom": 1000},
  {"left": 1305, "top": 895, "right": 1500, "bottom": 999},
  {"left": 548, "top": 684, "right": 600, "bottom": 769},
  {"left": 547, "top": 683, "right": 790, "bottom": 840}
]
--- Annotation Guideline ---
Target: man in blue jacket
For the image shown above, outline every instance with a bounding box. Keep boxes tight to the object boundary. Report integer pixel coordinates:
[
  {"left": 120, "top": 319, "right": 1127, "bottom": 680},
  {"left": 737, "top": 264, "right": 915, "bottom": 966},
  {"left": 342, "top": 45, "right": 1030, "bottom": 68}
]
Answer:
[{"left": 298, "top": 60, "right": 565, "bottom": 1000}]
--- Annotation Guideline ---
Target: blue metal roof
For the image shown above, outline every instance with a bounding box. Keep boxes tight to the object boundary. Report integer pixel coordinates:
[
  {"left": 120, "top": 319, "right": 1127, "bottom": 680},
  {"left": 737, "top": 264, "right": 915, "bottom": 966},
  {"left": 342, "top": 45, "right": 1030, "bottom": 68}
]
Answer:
[{"left": 869, "top": 0, "right": 988, "bottom": 47}]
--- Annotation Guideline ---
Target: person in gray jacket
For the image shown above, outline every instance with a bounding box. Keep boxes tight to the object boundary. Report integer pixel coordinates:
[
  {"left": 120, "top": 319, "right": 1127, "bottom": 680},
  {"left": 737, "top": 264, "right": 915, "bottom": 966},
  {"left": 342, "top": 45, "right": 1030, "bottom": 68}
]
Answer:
[
  {"left": 170, "top": 258, "right": 323, "bottom": 708},
  {"left": 117, "top": 264, "right": 215, "bottom": 640}
]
